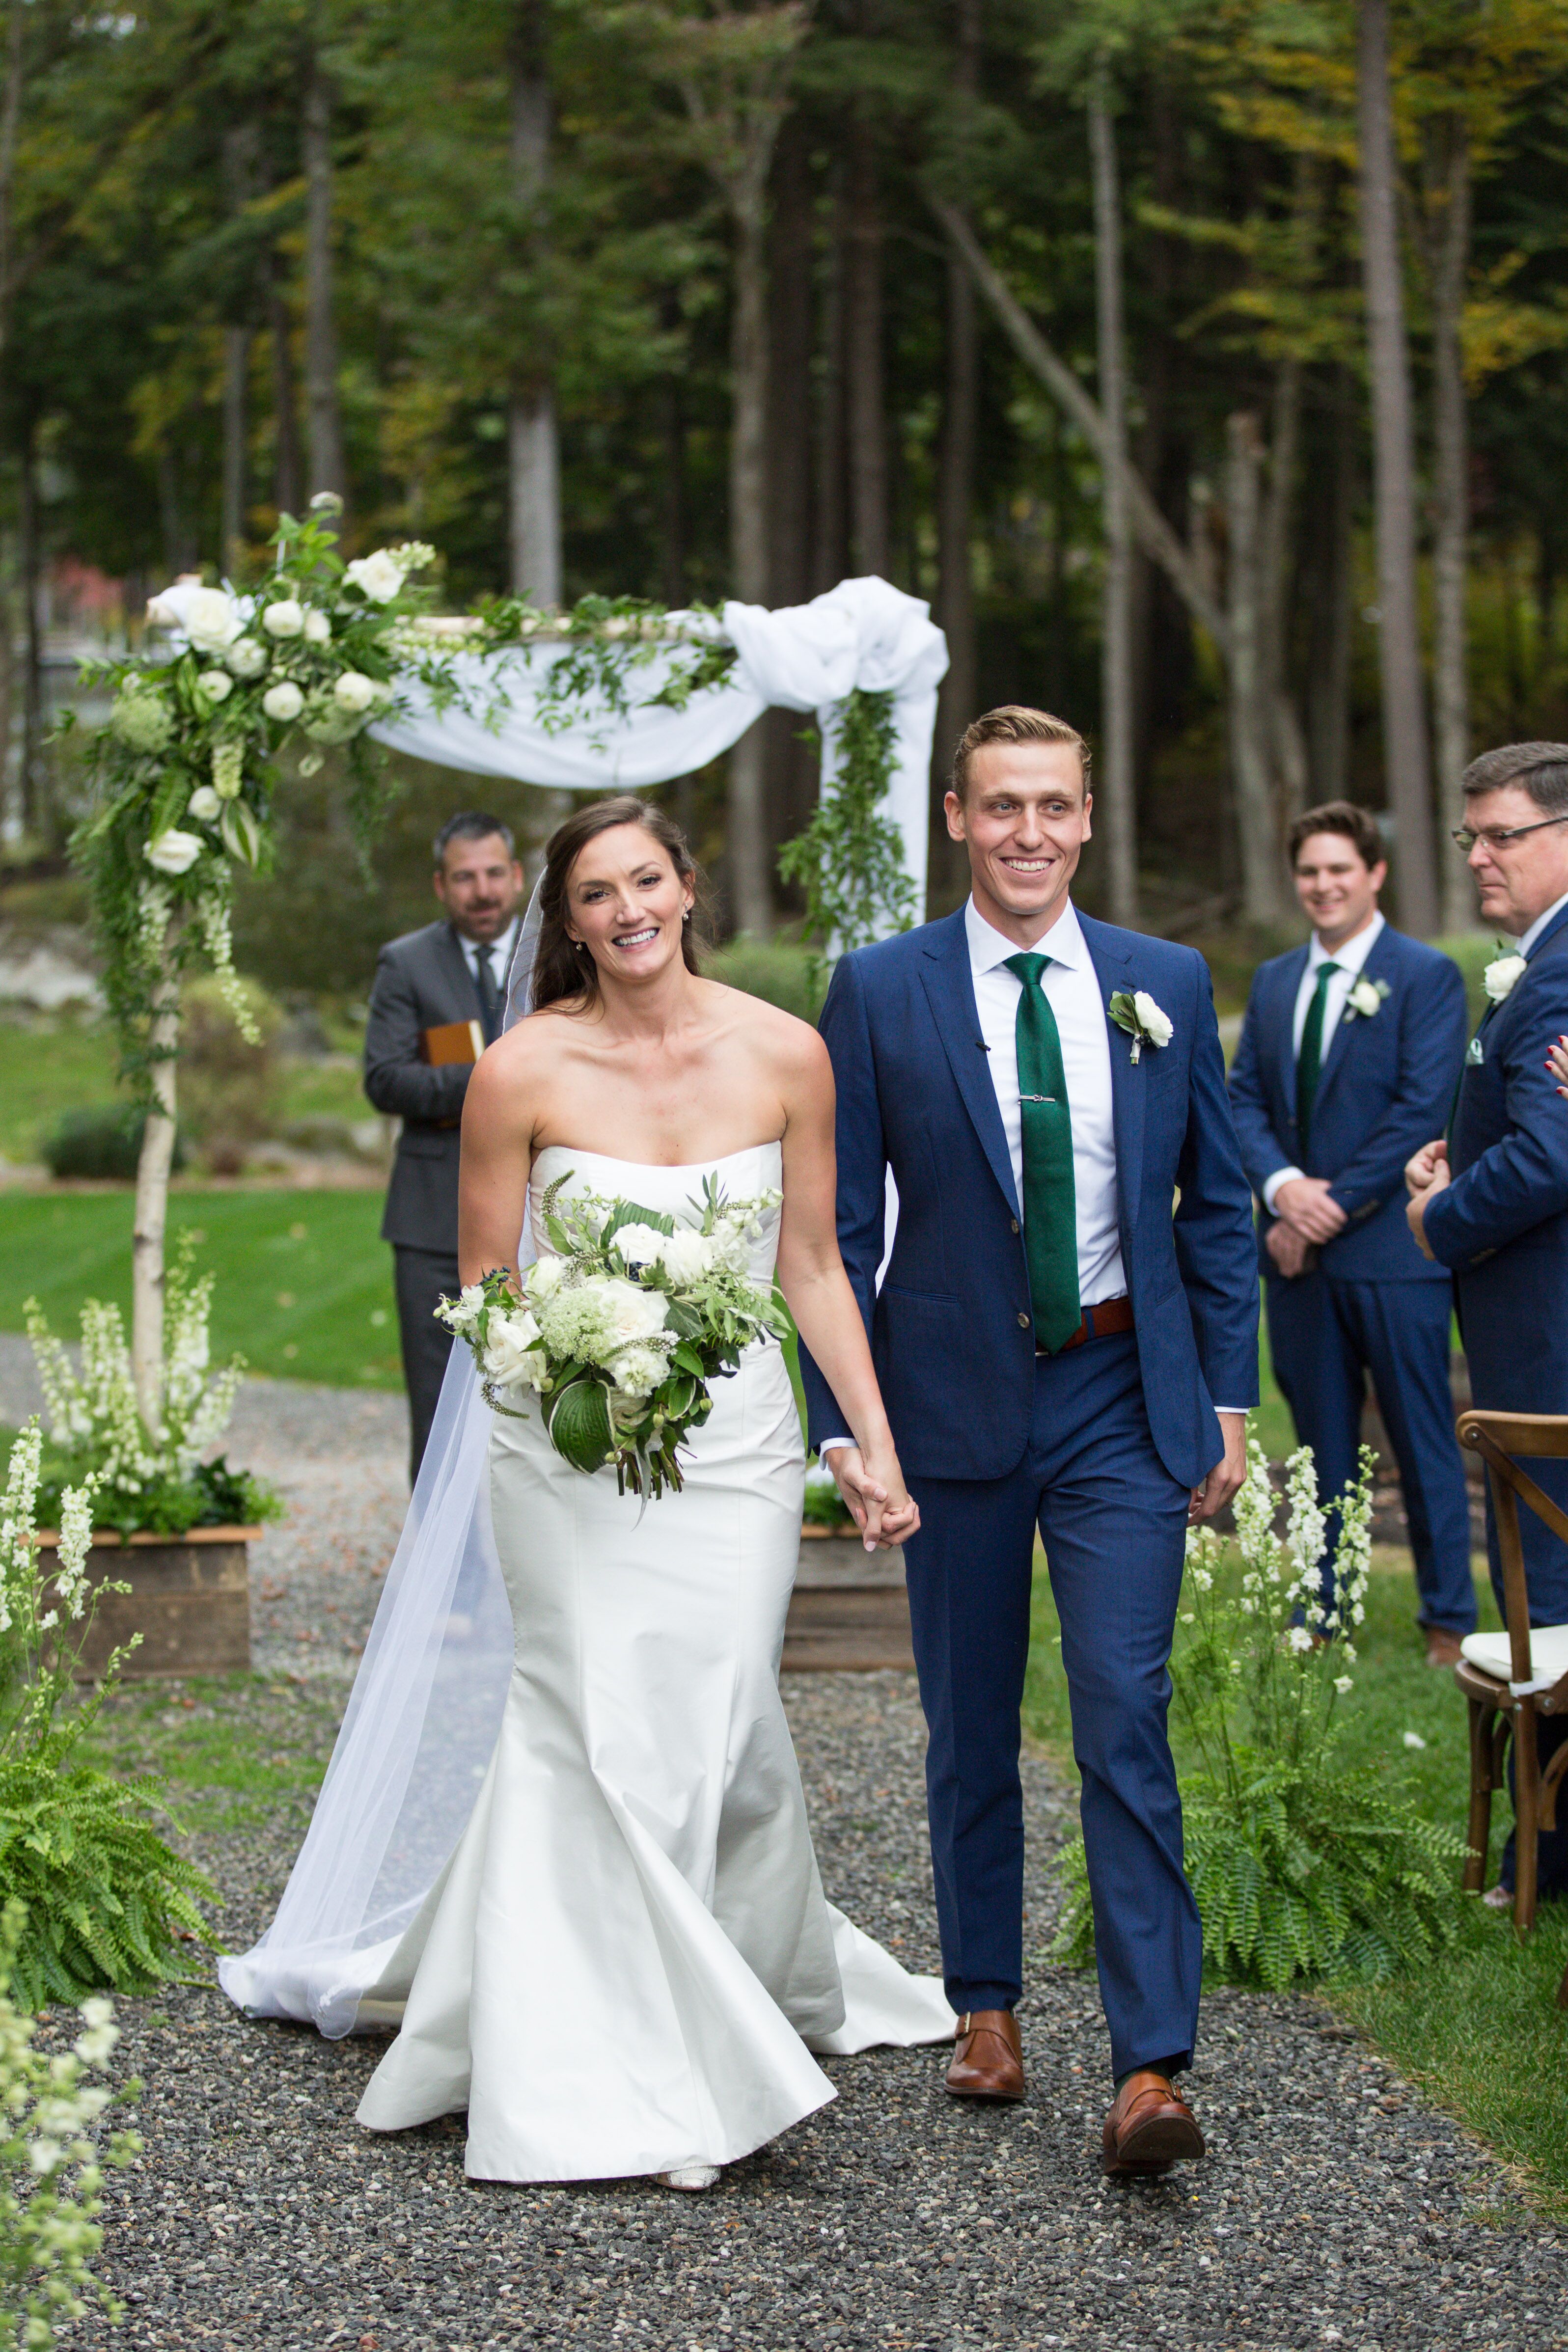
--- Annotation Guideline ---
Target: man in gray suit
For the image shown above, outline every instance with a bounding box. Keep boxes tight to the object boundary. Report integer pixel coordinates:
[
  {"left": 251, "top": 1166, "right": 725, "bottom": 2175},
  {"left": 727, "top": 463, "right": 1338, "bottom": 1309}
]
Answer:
[{"left": 364, "top": 811, "right": 526, "bottom": 1478}]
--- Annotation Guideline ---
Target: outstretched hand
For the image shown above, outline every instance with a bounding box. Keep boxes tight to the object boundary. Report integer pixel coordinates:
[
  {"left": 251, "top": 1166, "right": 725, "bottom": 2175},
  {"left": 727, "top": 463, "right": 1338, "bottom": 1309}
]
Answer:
[{"left": 826, "top": 1445, "right": 921, "bottom": 1552}]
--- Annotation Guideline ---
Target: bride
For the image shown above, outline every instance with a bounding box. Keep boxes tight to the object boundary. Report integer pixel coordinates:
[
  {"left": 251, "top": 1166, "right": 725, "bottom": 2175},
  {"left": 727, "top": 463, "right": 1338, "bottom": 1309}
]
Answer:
[{"left": 222, "top": 793, "right": 954, "bottom": 2190}]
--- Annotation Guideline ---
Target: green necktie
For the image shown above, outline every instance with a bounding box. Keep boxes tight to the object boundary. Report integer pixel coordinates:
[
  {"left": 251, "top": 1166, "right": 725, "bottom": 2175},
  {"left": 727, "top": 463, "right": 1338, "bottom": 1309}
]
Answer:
[
  {"left": 1296, "top": 960, "right": 1341, "bottom": 1154},
  {"left": 1004, "top": 953, "right": 1081, "bottom": 1354}
]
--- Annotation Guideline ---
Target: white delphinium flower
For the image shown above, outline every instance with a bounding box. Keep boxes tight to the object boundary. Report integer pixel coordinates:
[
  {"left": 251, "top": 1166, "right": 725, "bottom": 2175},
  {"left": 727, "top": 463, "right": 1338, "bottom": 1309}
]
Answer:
[
  {"left": 183, "top": 586, "right": 243, "bottom": 654},
  {"left": 212, "top": 740, "right": 245, "bottom": 799},
  {"left": 196, "top": 669, "right": 233, "bottom": 702},
  {"left": 224, "top": 636, "right": 268, "bottom": 679},
  {"left": 611, "top": 1342, "right": 670, "bottom": 1399},
  {"left": 1232, "top": 1438, "right": 1277, "bottom": 1579},
  {"left": 187, "top": 786, "right": 220, "bottom": 823},
  {"left": 612, "top": 1224, "right": 669, "bottom": 1270},
  {"left": 52, "top": 1479, "right": 96, "bottom": 1621},
  {"left": 386, "top": 539, "right": 437, "bottom": 573},
  {"left": 1334, "top": 1675, "right": 1354, "bottom": 1696},
  {"left": 143, "top": 828, "right": 202, "bottom": 877},
  {"left": 1283, "top": 1445, "right": 1327, "bottom": 1604},
  {"left": 262, "top": 598, "right": 305, "bottom": 638},
  {"left": 344, "top": 548, "right": 406, "bottom": 602},
  {"left": 194, "top": 893, "right": 260, "bottom": 1042},
  {"left": 261, "top": 681, "right": 304, "bottom": 722},
  {"left": 0, "top": 1425, "right": 42, "bottom": 1638},
  {"left": 136, "top": 880, "right": 172, "bottom": 965},
  {"left": 1287, "top": 1625, "right": 1315, "bottom": 1654},
  {"left": 74, "top": 2000, "right": 118, "bottom": 2071},
  {"left": 657, "top": 1228, "right": 715, "bottom": 1284},
  {"left": 332, "top": 670, "right": 379, "bottom": 714},
  {"left": 303, "top": 608, "right": 332, "bottom": 644}
]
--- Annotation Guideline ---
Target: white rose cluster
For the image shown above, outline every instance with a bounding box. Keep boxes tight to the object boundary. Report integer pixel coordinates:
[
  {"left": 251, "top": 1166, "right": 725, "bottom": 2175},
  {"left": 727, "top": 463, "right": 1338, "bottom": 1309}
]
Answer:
[{"left": 482, "top": 1306, "right": 548, "bottom": 1394}]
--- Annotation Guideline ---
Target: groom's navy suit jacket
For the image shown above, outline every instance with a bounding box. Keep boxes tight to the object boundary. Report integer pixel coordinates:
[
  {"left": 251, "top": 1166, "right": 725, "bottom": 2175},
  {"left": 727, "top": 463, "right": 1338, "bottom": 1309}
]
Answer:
[
  {"left": 799, "top": 905, "right": 1260, "bottom": 1492},
  {"left": 1227, "top": 925, "right": 1466, "bottom": 1283}
]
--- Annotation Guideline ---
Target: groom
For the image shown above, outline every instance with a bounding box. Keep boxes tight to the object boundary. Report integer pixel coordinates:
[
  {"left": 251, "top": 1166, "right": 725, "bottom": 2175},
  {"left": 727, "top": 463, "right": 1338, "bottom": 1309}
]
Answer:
[{"left": 801, "top": 706, "right": 1259, "bottom": 2172}]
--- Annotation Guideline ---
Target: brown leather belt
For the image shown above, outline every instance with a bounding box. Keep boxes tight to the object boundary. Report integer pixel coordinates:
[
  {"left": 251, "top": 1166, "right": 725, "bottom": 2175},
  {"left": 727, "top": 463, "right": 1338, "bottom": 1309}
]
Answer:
[{"left": 1037, "top": 1295, "right": 1135, "bottom": 1356}]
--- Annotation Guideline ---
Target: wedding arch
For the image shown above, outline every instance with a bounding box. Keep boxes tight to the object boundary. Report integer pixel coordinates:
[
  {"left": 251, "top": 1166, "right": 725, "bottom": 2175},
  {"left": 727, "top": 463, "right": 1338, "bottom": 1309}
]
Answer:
[{"left": 71, "top": 504, "right": 949, "bottom": 1430}]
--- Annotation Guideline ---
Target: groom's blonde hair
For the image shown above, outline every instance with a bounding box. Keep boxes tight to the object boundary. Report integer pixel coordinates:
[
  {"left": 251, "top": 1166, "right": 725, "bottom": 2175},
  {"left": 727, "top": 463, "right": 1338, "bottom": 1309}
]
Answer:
[{"left": 950, "top": 706, "right": 1091, "bottom": 802}]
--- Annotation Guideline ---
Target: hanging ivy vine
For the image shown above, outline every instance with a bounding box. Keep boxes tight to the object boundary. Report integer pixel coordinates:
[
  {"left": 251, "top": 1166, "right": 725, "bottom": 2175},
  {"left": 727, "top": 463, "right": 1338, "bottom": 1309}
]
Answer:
[{"left": 777, "top": 686, "right": 918, "bottom": 981}]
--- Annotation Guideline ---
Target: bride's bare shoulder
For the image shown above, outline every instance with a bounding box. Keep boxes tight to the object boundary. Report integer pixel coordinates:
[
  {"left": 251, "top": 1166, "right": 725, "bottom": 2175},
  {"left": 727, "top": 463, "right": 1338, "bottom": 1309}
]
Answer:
[
  {"left": 466, "top": 1002, "right": 585, "bottom": 1112},
  {"left": 702, "top": 977, "right": 828, "bottom": 1078}
]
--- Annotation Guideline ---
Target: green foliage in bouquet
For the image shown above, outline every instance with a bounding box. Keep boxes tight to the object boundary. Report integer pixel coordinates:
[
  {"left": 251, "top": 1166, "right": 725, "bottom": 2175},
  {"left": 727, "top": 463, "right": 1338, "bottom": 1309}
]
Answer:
[
  {"left": 440, "top": 1173, "right": 790, "bottom": 1501},
  {"left": 22, "top": 1234, "right": 279, "bottom": 1542},
  {"left": 0, "top": 1428, "right": 214, "bottom": 2006},
  {"left": 1053, "top": 1440, "right": 1466, "bottom": 1991},
  {"left": 0, "top": 1901, "right": 139, "bottom": 2350}
]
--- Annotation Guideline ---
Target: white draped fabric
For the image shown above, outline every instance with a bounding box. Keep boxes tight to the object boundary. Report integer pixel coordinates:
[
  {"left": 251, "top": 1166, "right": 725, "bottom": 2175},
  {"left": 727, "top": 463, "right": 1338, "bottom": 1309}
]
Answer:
[{"left": 369, "top": 575, "right": 948, "bottom": 910}]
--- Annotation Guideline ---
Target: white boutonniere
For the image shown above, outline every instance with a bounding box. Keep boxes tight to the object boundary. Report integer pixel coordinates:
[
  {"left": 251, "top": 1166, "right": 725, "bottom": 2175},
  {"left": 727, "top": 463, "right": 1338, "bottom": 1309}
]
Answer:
[
  {"left": 1341, "top": 975, "right": 1390, "bottom": 1022},
  {"left": 1108, "top": 988, "right": 1173, "bottom": 1065},
  {"left": 1483, "top": 947, "right": 1528, "bottom": 1004}
]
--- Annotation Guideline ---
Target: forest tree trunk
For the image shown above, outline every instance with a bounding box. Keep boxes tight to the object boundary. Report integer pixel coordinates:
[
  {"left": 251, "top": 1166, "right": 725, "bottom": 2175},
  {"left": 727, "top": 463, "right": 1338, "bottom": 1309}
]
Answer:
[
  {"left": 728, "top": 195, "right": 773, "bottom": 934},
  {"left": 1088, "top": 66, "right": 1137, "bottom": 925},
  {"left": 302, "top": 45, "right": 347, "bottom": 505},
  {"left": 1227, "top": 410, "right": 1287, "bottom": 923},
  {"left": 935, "top": 0, "right": 981, "bottom": 865},
  {"left": 1306, "top": 371, "right": 1354, "bottom": 800},
  {"left": 1259, "top": 356, "right": 1307, "bottom": 825},
  {"left": 1428, "top": 112, "right": 1472, "bottom": 932},
  {"left": 1356, "top": 0, "right": 1437, "bottom": 933},
  {"left": 812, "top": 155, "right": 848, "bottom": 594},
  {"left": 267, "top": 250, "right": 303, "bottom": 518},
  {"left": 845, "top": 109, "right": 887, "bottom": 579},
  {"left": 508, "top": 0, "right": 561, "bottom": 605},
  {"left": 222, "top": 328, "right": 249, "bottom": 579}
]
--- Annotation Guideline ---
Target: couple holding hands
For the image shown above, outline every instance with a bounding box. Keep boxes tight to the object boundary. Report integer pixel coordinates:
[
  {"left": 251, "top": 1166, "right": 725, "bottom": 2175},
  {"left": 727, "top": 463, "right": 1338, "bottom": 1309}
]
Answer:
[{"left": 231, "top": 700, "right": 1266, "bottom": 2189}]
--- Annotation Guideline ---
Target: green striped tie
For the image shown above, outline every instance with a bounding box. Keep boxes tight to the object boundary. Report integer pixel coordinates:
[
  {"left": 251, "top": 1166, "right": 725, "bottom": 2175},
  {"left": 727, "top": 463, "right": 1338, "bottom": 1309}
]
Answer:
[
  {"left": 1296, "top": 961, "right": 1341, "bottom": 1156},
  {"left": 1004, "top": 953, "right": 1081, "bottom": 1355}
]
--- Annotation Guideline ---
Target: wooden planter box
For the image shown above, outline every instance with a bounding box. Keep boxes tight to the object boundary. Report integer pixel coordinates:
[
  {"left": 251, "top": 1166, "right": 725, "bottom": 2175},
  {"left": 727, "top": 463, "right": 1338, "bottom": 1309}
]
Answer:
[
  {"left": 784, "top": 1524, "right": 915, "bottom": 1672},
  {"left": 34, "top": 1526, "right": 256, "bottom": 1680}
]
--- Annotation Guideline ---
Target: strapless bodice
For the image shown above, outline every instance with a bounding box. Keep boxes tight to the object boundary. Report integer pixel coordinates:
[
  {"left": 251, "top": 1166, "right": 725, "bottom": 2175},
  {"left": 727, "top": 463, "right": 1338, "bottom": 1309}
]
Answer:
[{"left": 527, "top": 1143, "right": 784, "bottom": 1285}]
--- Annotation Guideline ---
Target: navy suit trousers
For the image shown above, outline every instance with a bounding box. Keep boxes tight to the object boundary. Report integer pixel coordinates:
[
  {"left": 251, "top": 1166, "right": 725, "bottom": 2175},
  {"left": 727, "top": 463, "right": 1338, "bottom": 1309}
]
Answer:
[
  {"left": 1265, "top": 1272, "right": 1476, "bottom": 1635},
  {"left": 902, "top": 1330, "right": 1200, "bottom": 2079}
]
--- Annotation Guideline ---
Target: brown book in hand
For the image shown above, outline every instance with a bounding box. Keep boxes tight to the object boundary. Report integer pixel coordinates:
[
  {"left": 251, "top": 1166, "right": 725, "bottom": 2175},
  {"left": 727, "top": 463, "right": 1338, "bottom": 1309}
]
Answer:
[{"left": 420, "top": 1018, "right": 485, "bottom": 1067}]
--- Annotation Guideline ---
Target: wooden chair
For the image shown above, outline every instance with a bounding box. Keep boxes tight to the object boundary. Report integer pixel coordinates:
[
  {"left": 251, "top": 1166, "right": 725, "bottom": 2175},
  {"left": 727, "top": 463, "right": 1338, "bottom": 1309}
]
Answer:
[{"left": 1454, "top": 1413, "right": 1568, "bottom": 1998}]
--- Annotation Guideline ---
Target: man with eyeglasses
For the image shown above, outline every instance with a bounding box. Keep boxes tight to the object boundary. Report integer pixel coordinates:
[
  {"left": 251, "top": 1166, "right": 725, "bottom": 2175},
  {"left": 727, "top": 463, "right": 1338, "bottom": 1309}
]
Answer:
[{"left": 1406, "top": 741, "right": 1568, "bottom": 1912}]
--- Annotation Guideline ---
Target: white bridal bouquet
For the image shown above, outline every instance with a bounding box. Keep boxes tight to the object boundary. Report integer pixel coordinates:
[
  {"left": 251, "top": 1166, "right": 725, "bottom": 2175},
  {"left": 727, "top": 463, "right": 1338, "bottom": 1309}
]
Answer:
[{"left": 438, "top": 1174, "right": 789, "bottom": 1500}]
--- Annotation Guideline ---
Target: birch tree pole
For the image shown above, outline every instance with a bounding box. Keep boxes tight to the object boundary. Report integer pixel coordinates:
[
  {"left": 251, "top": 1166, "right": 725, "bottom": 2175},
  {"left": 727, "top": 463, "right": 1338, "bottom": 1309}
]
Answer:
[
  {"left": 1356, "top": 0, "right": 1437, "bottom": 935},
  {"left": 508, "top": 0, "right": 562, "bottom": 606},
  {"left": 1424, "top": 110, "right": 1472, "bottom": 933},
  {"left": 302, "top": 30, "right": 348, "bottom": 506},
  {"left": 1087, "top": 61, "right": 1137, "bottom": 925}
]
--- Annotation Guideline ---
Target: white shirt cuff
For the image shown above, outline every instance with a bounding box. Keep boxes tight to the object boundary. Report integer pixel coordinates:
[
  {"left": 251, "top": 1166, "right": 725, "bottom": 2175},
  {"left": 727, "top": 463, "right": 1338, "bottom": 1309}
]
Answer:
[
  {"left": 1212, "top": 1407, "right": 1249, "bottom": 1418},
  {"left": 1262, "top": 1166, "right": 1305, "bottom": 1215},
  {"left": 817, "top": 1436, "right": 854, "bottom": 1453}
]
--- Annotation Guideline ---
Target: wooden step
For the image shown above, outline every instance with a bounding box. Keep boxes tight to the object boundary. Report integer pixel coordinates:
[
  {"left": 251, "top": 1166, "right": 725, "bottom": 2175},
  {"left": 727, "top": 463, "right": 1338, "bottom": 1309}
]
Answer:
[{"left": 783, "top": 1533, "right": 914, "bottom": 1672}]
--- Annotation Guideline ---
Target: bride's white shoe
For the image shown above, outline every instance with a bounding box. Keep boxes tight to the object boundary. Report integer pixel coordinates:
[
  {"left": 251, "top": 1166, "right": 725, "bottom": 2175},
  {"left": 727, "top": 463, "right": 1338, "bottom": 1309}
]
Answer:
[{"left": 654, "top": 2164, "right": 720, "bottom": 2191}]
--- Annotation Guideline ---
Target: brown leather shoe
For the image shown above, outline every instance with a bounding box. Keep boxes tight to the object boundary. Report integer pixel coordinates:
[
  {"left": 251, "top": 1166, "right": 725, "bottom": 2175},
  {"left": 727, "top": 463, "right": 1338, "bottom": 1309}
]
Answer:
[
  {"left": 1101, "top": 2070, "right": 1206, "bottom": 2174},
  {"left": 1425, "top": 1628, "right": 1464, "bottom": 1669},
  {"left": 945, "top": 2009, "right": 1025, "bottom": 2102}
]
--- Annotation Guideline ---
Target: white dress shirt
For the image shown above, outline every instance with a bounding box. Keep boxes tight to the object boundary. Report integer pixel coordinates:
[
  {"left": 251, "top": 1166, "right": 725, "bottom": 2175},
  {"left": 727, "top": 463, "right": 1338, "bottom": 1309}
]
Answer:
[
  {"left": 1517, "top": 888, "right": 1568, "bottom": 957},
  {"left": 1261, "top": 910, "right": 1384, "bottom": 1214},
  {"left": 965, "top": 895, "right": 1127, "bottom": 1308},
  {"left": 456, "top": 918, "right": 521, "bottom": 1006}
]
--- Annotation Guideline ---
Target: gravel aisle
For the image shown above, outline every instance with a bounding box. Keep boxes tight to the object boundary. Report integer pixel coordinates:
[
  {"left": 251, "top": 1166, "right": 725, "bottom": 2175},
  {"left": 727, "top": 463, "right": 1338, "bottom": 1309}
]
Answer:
[{"left": 3, "top": 1340, "right": 1563, "bottom": 2347}]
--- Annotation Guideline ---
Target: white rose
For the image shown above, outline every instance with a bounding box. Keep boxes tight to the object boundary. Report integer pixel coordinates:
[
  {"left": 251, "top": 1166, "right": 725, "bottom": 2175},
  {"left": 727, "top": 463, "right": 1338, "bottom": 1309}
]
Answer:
[
  {"left": 225, "top": 638, "right": 268, "bottom": 679},
  {"left": 143, "top": 828, "right": 202, "bottom": 876},
  {"left": 196, "top": 669, "right": 233, "bottom": 703},
  {"left": 332, "top": 669, "right": 379, "bottom": 714},
  {"left": 344, "top": 548, "right": 406, "bottom": 602},
  {"left": 613, "top": 1222, "right": 669, "bottom": 1269},
  {"left": 184, "top": 586, "right": 243, "bottom": 653},
  {"left": 526, "top": 1255, "right": 564, "bottom": 1300},
  {"left": 262, "top": 598, "right": 305, "bottom": 638},
  {"left": 187, "top": 786, "right": 221, "bottom": 822},
  {"left": 596, "top": 1275, "right": 669, "bottom": 1347},
  {"left": 1132, "top": 990, "right": 1173, "bottom": 1049},
  {"left": 657, "top": 1228, "right": 716, "bottom": 1284},
  {"left": 1347, "top": 977, "right": 1382, "bottom": 1018},
  {"left": 612, "top": 1343, "right": 668, "bottom": 1399},
  {"left": 1483, "top": 952, "right": 1527, "bottom": 1003},
  {"left": 303, "top": 608, "right": 332, "bottom": 644},
  {"left": 262, "top": 681, "right": 305, "bottom": 722},
  {"left": 483, "top": 1310, "right": 545, "bottom": 1389}
]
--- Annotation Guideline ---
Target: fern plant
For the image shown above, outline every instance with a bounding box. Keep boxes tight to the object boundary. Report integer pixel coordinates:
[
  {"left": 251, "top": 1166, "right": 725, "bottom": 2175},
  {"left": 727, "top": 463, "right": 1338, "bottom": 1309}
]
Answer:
[
  {"left": 0, "top": 1427, "right": 214, "bottom": 2004},
  {"left": 1053, "top": 1438, "right": 1465, "bottom": 1988}
]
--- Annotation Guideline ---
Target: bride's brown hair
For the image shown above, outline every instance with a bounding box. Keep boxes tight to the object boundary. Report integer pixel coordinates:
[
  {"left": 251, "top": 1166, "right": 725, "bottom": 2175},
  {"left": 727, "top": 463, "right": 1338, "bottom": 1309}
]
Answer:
[{"left": 530, "top": 795, "right": 710, "bottom": 1012}]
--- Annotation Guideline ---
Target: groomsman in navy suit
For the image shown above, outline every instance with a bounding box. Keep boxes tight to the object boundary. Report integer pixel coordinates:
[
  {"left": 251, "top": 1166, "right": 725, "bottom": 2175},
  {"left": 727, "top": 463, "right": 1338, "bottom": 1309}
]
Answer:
[
  {"left": 1407, "top": 742, "right": 1568, "bottom": 1904},
  {"left": 802, "top": 706, "right": 1258, "bottom": 2174},
  {"left": 1229, "top": 801, "right": 1474, "bottom": 1664}
]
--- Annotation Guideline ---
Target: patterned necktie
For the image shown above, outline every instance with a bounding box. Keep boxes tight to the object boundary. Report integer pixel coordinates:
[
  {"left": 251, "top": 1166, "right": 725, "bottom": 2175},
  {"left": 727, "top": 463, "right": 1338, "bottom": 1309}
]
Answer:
[
  {"left": 473, "top": 945, "right": 501, "bottom": 1044},
  {"left": 1295, "top": 960, "right": 1341, "bottom": 1154},
  {"left": 1003, "top": 953, "right": 1081, "bottom": 1355}
]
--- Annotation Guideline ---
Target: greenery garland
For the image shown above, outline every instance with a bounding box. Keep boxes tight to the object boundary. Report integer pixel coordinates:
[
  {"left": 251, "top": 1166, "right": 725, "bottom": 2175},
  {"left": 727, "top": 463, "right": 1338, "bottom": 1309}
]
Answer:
[{"left": 777, "top": 686, "right": 917, "bottom": 979}]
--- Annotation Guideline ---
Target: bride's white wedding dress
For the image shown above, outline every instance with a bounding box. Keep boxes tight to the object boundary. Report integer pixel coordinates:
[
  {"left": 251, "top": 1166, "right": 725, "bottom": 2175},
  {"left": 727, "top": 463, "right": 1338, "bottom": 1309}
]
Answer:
[{"left": 352, "top": 1143, "right": 954, "bottom": 2183}]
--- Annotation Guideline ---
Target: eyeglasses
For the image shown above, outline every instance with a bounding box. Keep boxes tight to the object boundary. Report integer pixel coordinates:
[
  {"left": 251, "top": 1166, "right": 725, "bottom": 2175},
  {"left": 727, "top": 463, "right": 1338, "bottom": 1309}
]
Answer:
[{"left": 1452, "top": 814, "right": 1568, "bottom": 853}]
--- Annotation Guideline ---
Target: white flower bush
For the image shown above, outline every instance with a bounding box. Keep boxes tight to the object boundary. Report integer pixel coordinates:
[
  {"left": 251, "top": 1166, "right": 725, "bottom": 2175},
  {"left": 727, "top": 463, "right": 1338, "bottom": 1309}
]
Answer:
[{"left": 440, "top": 1174, "right": 788, "bottom": 1499}]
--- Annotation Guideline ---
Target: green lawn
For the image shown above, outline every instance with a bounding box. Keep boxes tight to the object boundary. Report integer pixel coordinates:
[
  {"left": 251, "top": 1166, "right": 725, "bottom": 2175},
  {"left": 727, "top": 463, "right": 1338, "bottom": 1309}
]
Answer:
[{"left": 0, "top": 1190, "right": 400, "bottom": 1387}]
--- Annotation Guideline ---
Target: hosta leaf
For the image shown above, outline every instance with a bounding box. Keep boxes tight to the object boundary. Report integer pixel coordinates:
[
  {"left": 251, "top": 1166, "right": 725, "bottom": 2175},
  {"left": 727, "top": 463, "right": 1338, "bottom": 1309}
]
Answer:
[{"left": 547, "top": 1377, "right": 614, "bottom": 1474}]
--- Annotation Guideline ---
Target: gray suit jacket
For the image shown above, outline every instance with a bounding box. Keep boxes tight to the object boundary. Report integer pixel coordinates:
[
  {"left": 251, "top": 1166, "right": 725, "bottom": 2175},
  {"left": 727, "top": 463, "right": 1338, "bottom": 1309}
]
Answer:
[{"left": 364, "top": 919, "right": 489, "bottom": 1252}]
